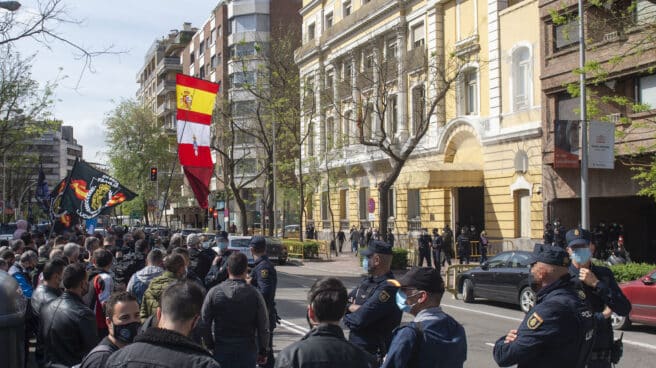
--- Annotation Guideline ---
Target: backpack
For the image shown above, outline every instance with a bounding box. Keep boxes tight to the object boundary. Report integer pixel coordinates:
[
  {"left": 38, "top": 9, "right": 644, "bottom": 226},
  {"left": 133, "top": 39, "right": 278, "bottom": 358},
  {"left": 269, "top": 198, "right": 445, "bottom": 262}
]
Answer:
[{"left": 82, "top": 269, "right": 109, "bottom": 330}]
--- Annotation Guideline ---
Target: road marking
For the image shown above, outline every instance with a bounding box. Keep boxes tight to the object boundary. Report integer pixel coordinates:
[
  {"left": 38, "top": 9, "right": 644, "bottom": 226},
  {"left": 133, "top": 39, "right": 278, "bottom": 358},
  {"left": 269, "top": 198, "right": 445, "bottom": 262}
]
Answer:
[
  {"left": 623, "top": 339, "right": 656, "bottom": 351},
  {"left": 485, "top": 343, "right": 495, "bottom": 347},
  {"left": 280, "top": 319, "right": 310, "bottom": 336},
  {"left": 442, "top": 303, "right": 524, "bottom": 322}
]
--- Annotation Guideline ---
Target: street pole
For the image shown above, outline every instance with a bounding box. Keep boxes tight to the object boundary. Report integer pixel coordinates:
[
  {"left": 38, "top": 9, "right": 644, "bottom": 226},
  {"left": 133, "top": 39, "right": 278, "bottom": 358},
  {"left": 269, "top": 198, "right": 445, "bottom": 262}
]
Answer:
[
  {"left": 272, "top": 119, "right": 277, "bottom": 236},
  {"left": 156, "top": 172, "right": 159, "bottom": 226},
  {"left": 578, "top": 0, "right": 589, "bottom": 229}
]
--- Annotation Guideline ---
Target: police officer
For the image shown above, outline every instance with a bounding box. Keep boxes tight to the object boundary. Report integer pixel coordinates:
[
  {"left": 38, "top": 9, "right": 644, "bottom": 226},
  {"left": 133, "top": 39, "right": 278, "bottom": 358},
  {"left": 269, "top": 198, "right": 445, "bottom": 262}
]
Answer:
[
  {"left": 543, "top": 222, "right": 555, "bottom": 246},
  {"left": 493, "top": 246, "right": 595, "bottom": 368},
  {"left": 442, "top": 225, "right": 453, "bottom": 267},
  {"left": 566, "top": 228, "right": 631, "bottom": 368},
  {"left": 343, "top": 241, "right": 402, "bottom": 362},
  {"left": 417, "top": 229, "right": 432, "bottom": 267},
  {"left": 456, "top": 228, "right": 470, "bottom": 265},
  {"left": 431, "top": 228, "right": 443, "bottom": 273},
  {"left": 249, "top": 235, "right": 277, "bottom": 368}
]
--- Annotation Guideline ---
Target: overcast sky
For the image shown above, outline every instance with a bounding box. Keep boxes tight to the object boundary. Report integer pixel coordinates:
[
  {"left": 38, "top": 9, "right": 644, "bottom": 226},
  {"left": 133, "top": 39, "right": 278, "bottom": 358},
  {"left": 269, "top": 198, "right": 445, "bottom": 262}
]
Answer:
[{"left": 15, "top": 1, "right": 219, "bottom": 164}]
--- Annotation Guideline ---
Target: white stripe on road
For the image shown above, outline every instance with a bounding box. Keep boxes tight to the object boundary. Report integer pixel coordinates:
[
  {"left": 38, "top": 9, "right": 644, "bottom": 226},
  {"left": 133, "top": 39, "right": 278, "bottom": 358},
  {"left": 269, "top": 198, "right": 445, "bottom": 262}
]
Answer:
[
  {"left": 441, "top": 303, "right": 524, "bottom": 322},
  {"left": 485, "top": 343, "right": 495, "bottom": 347},
  {"left": 623, "top": 339, "right": 656, "bottom": 351},
  {"left": 280, "top": 319, "right": 310, "bottom": 336}
]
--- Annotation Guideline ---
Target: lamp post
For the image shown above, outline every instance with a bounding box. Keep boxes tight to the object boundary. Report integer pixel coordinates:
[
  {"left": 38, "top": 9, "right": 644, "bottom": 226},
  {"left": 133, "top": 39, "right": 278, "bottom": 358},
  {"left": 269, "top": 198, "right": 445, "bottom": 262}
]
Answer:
[
  {"left": 0, "top": 1, "right": 21, "bottom": 11},
  {"left": 578, "top": 0, "right": 589, "bottom": 229}
]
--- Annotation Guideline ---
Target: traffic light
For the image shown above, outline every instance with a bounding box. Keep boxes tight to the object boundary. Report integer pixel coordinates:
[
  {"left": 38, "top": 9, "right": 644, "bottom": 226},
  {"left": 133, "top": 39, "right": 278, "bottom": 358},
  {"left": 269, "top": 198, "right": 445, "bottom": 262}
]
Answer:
[{"left": 150, "top": 167, "right": 158, "bottom": 181}]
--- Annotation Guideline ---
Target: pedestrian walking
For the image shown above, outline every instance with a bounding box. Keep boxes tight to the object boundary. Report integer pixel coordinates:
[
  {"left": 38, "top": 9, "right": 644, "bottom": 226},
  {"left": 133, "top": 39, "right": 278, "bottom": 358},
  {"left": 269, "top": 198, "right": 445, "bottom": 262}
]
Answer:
[
  {"left": 104, "top": 281, "right": 220, "bottom": 368},
  {"left": 276, "top": 277, "right": 375, "bottom": 368},
  {"left": 79, "top": 292, "right": 141, "bottom": 368},
  {"left": 383, "top": 268, "right": 467, "bottom": 367},
  {"left": 387, "top": 228, "right": 395, "bottom": 248},
  {"left": 200, "top": 252, "right": 269, "bottom": 368},
  {"left": 343, "top": 241, "right": 402, "bottom": 362},
  {"left": 493, "top": 246, "right": 595, "bottom": 368},
  {"left": 566, "top": 228, "right": 631, "bottom": 368},
  {"left": 249, "top": 236, "right": 278, "bottom": 368},
  {"left": 350, "top": 226, "right": 360, "bottom": 255},
  {"left": 337, "top": 230, "right": 346, "bottom": 254},
  {"left": 456, "top": 228, "right": 470, "bottom": 265}
]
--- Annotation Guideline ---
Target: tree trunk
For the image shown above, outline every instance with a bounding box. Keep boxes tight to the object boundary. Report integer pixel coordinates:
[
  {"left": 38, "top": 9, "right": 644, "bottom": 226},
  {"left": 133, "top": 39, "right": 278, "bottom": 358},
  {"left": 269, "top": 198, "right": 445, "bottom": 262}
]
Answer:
[
  {"left": 142, "top": 197, "right": 150, "bottom": 226},
  {"left": 299, "top": 152, "right": 305, "bottom": 242},
  {"left": 230, "top": 182, "right": 249, "bottom": 235},
  {"left": 266, "top": 164, "right": 274, "bottom": 236},
  {"left": 378, "top": 160, "right": 404, "bottom": 241}
]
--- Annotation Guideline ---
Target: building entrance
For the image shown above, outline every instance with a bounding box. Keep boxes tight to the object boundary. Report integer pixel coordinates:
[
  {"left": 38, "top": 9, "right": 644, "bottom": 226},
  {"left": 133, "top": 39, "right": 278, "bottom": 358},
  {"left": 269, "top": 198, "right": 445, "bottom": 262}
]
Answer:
[{"left": 456, "top": 187, "right": 485, "bottom": 234}]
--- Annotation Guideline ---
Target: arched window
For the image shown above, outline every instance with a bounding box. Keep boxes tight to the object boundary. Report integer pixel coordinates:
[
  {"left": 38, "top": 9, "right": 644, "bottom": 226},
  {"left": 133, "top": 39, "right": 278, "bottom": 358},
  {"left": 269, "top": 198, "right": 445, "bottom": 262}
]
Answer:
[{"left": 512, "top": 46, "right": 531, "bottom": 111}]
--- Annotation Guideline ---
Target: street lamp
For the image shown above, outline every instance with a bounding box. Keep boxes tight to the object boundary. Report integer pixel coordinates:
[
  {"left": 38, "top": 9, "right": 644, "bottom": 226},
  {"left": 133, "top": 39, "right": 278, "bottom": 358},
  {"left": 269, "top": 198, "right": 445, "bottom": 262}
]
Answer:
[{"left": 0, "top": 1, "right": 21, "bottom": 11}]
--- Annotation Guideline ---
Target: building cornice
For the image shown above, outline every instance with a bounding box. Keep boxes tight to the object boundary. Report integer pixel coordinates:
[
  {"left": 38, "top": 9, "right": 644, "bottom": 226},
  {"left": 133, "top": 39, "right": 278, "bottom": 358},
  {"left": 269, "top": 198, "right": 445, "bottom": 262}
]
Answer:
[{"left": 299, "top": 0, "right": 322, "bottom": 17}]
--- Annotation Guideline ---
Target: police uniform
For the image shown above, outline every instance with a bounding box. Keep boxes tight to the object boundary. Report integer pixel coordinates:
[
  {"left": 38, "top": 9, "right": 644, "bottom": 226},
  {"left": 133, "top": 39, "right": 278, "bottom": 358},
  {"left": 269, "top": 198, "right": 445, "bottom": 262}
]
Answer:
[
  {"left": 493, "top": 246, "right": 595, "bottom": 368},
  {"left": 343, "top": 242, "right": 402, "bottom": 358},
  {"left": 249, "top": 236, "right": 278, "bottom": 368},
  {"left": 566, "top": 229, "right": 631, "bottom": 368}
]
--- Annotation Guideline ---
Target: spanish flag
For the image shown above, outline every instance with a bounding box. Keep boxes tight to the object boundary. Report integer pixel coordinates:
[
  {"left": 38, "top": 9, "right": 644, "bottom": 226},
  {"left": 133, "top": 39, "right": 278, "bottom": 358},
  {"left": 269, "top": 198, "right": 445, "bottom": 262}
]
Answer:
[{"left": 176, "top": 74, "right": 220, "bottom": 209}]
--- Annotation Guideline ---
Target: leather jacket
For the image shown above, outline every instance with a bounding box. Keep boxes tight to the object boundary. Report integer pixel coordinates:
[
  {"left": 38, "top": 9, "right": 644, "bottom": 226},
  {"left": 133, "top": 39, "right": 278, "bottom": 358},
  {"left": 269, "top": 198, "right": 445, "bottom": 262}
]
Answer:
[
  {"left": 30, "top": 285, "right": 62, "bottom": 319},
  {"left": 40, "top": 291, "right": 99, "bottom": 366}
]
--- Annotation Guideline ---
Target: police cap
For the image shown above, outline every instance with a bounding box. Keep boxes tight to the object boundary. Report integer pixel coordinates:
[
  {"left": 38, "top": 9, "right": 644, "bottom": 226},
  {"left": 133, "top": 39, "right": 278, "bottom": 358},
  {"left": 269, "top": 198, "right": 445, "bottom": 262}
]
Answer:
[
  {"left": 566, "top": 228, "right": 592, "bottom": 248},
  {"left": 360, "top": 240, "right": 393, "bottom": 256},
  {"left": 389, "top": 267, "right": 445, "bottom": 293},
  {"left": 529, "top": 245, "right": 571, "bottom": 267},
  {"left": 249, "top": 235, "right": 267, "bottom": 252}
]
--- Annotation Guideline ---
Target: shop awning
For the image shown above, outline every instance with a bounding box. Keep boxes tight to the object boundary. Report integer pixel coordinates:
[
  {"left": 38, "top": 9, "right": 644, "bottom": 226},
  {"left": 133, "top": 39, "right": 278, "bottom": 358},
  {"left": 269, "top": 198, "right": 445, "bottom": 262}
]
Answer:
[{"left": 396, "top": 162, "right": 484, "bottom": 189}]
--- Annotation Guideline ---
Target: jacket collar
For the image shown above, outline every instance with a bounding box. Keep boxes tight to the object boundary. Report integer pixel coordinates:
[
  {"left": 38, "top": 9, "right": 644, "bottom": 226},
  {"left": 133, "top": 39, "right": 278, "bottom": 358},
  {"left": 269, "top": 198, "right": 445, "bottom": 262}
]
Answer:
[
  {"left": 161, "top": 271, "right": 178, "bottom": 279},
  {"left": 254, "top": 255, "right": 270, "bottom": 265},
  {"left": 62, "top": 290, "right": 85, "bottom": 303},
  {"left": 303, "top": 323, "right": 345, "bottom": 340},
  {"left": 370, "top": 271, "right": 394, "bottom": 283},
  {"left": 136, "top": 327, "right": 212, "bottom": 356},
  {"left": 537, "top": 275, "right": 571, "bottom": 301}
]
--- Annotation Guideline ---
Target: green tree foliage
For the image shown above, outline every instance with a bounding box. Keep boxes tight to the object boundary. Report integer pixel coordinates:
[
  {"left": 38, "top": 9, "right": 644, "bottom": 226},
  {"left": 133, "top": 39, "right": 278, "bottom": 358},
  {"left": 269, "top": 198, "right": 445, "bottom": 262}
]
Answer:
[{"left": 104, "top": 99, "right": 177, "bottom": 225}]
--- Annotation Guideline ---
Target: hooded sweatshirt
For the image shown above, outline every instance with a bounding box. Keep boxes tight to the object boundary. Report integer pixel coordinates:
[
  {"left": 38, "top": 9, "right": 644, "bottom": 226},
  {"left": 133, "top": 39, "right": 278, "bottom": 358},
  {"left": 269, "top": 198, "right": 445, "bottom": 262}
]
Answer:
[{"left": 127, "top": 265, "right": 163, "bottom": 304}]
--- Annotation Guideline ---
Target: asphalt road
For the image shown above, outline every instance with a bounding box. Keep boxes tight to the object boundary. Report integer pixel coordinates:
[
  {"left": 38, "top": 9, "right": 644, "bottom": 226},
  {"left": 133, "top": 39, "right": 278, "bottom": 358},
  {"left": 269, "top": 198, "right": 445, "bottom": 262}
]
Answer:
[{"left": 273, "top": 268, "right": 656, "bottom": 367}]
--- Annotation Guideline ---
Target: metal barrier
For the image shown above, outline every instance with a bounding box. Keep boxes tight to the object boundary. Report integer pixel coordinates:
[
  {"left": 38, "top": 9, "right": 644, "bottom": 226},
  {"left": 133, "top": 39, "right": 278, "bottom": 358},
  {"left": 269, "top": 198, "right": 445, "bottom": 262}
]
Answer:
[
  {"left": 285, "top": 240, "right": 305, "bottom": 260},
  {"left": 444, "top": 264, "right": 478, "bottom": 299}
]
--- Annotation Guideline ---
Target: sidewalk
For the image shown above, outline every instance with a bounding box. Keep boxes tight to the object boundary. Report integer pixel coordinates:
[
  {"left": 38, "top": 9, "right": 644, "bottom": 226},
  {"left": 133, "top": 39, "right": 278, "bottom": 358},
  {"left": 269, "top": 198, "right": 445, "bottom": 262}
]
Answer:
[{"left": 279, "top": 247, "right": 365, "bottom": 277}]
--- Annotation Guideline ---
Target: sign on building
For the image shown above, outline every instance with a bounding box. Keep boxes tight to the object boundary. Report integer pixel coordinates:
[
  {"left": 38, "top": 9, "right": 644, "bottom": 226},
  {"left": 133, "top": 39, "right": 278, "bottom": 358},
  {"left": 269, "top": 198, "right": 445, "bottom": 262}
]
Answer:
[
  {"left": 589, "top": 121, "right": 615, "bottom": 169},
  {"left": 554, "top": 120, "right": 580, "bottom": 168}
]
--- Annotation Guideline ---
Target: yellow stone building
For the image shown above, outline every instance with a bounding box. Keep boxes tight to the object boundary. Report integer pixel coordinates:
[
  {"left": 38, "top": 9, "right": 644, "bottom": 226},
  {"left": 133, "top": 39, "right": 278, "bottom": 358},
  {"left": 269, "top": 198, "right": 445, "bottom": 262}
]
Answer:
[{"left": 295, "top": 0, "right": 543, "bottom": 249}]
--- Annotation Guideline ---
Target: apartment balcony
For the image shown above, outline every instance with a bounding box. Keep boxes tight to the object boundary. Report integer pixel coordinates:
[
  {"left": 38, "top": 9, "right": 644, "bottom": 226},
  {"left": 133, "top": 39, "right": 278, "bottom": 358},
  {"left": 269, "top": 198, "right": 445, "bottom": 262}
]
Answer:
[
  {"left": 156, "top": 100, "right": 176, "bottom": 117},
  {"left": 157, "top": 57, "right": 182, "bottom": 76},
  {"left": 405, "top": 46, "right": 427, "bottom": 72},
  {"left": 295, "top": 0, "right": 397, "bottom": 61},
  {"left": 156, "top": 80, "right": 176, "bottom": 95}
]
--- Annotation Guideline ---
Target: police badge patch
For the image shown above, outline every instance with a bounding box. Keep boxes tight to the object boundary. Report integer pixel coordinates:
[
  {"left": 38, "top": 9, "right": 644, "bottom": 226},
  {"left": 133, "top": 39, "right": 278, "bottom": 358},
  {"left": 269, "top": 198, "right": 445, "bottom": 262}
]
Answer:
[
  {"left": 379, "top": 290, "right": 391, "bottom": 302},
  {"left": 578, "top": 290, "right": 586, "bottom": 300},
  {"left": 261, "top": 269, "right": 269, "bottom": 278},
  {"left": 527, "top": 312, "right": 544, "bottom": 330}
]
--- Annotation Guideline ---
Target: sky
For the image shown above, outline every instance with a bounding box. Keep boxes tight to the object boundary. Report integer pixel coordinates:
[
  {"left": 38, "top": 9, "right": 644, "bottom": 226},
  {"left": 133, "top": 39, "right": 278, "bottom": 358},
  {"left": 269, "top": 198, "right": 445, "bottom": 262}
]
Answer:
[{"left": 15, "top": 0, "right": 220, "bottom": 164}]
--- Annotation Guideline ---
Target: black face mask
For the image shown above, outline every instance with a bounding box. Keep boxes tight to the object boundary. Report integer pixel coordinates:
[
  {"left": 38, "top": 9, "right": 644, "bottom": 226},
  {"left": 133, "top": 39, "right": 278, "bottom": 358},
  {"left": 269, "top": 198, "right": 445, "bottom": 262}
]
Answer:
[{"left": 113, "top": 322, "right": 141, "bottom": 344}]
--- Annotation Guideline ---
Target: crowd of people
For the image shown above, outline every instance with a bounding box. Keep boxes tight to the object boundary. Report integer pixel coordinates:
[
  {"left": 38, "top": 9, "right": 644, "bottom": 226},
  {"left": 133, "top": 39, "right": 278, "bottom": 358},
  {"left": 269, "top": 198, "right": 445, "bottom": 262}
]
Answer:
[{"left": 0, "top": 220, "right": 631, "bottom": 368}]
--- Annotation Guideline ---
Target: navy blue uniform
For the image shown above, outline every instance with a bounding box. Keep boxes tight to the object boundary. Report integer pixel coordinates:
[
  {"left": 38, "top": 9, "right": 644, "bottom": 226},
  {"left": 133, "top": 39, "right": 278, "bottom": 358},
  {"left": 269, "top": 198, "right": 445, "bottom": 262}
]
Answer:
[
  {"left": 382, "top": 307, "right": 467, "bottom": 368},
  {"left": 250, "top": 255, "right": 277, "bottom": 368},
  {"left": 493, "top": 276, "right": 595, "bottom": 368},
  {"left": 569, "top": 264, "right": 631, "bottom": 367},
  {"left": 343, "top": 272, "right": 402, "bottom": 357}
]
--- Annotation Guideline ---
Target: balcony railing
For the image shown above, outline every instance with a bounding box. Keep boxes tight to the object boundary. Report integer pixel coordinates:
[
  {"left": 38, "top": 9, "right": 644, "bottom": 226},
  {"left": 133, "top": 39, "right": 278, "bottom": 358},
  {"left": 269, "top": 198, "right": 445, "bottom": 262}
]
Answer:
[
  {"left": 407, "top": 218, "right": 422, "bottom": 232},
  {"left": 156, "top": 80, "right": 176, "bottom": 95},
  {"left": 157, "top": 57, "right": 182, "bottom": 75},
  {"left": 322, "top": 220, "right": 331, "bottom": 229},
  {"left": 339, "top": 219, "right": 350, "bottom": 230}
]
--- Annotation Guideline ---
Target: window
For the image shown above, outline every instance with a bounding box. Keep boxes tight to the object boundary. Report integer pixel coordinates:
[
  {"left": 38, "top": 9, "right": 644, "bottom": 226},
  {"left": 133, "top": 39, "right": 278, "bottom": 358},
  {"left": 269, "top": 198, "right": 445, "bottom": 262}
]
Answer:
[
  {"left": 411, "top": 23, "right": 425, "bottom": 48},
  {"left": 320, "top": 116, "right": 326, "bottom": 153},
  {"left": 339, "top": 189, "right": 348, "bottom": 220},
  {"left": 217, "top": 26, "right": 222, "bottom": 37},
  {"left": 210, "top": 28, "right": 216, "bottom": 44},
  {"left": 639, "top": 74, "right": 656, "bottom": 109},
  {"left": 321, "top": 192, "right": 329, "bottom": 220},
  {"left": 344, "top": 111, "right": 352, "bottom": 146},
  {"left": 359, "top": 188, "right": 369, "bottom": 220},
  {"left": 344, "top": 62, "right": 352, "bottom": 81},
  {"left": 325, "top": 12, "right": 333, "bottom": 29},
  {"left": 556, "top": 92, "right": 578, "bottom": 120},
  {"left": 514, "top": 189, "right": 531, "bottom": 238},
  {"left": 343, "top": 0, "right": 352, "bottom": 16},
  {"left": 230, "top": 71, "right": 256, "bottom": 87},
  {"left": 407, "top": 189, "right": 420, "bottom": 219},
  {"left": 365, "top": 52, "right": 374, "bottom": 69},
  {"left": 512, "top": 47, "right": 531, "bottom": 110},
  {"left": 236, "top": 158, "right": 257, "bottom": 175},
  {"left": 488, "top": 253, "right": 511, "bottom": 268},
  {"left": 363, "top": 103, "right": 373, "bottom": 139},
  {"left": 199, "top": 41, "right": 205, "bottom": 55},
  {"left": 308, "top": 23, "right": 316, "bottom": 41},
  {"left": 231, "top": 100, "right": 255, "bottom": 116},
  {"left": 553, "top": 17, "right": 579, "bottom": 50},
  {"left": 326, "top": 72, "right": 334, "bottom": 93},
  {"left": 307, "top": 121, "right": 315, "bottom": 156},
  {"left": 387, "top": 95, "right": 398, "bottom": 137},
  {"left": 459, "top": 68, "right": 478, "bottom": 115},
  {"left": 199, "top": 65, "right": 205, "bottom": 79},
  {"left": 412, "top": 85, "right": 425, "bottom": 134},
  {"left": 229, "top": 42, "right": 268, "bottom": 59},
  {"left": 326, "top": 117, "right": 335, "bottom": 150},
  {"left": 211, "top": 53, "right": 221, "bottom": 68},
  {"left": 190, "top": 51, "right": 196, "bottom": 64},
  {"left": 510, "top": 253, "right": 533, "bottom": 268},
  {"left": 231, "top": 14, "right": 270, "bottom": 33},
  {"left": 387, "top": 39, "right": 398, "bottom": 59}
]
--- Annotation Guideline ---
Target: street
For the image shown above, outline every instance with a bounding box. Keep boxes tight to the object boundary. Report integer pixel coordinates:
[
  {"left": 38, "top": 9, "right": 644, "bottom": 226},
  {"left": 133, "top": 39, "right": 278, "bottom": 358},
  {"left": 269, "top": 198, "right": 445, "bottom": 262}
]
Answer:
[{"left": 272, "top": 262, "right": 656, "bottom": 367}]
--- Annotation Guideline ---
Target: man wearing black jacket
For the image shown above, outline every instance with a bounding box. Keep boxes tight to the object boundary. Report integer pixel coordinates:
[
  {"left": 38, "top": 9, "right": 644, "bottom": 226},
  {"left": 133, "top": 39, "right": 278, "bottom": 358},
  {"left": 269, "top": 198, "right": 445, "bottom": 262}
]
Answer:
[
  {"left": 40, "top": 262, "right": 99, "bottom": 367},
  {"left": 276, "top": 277, "right": 374, "bottom": 368}
]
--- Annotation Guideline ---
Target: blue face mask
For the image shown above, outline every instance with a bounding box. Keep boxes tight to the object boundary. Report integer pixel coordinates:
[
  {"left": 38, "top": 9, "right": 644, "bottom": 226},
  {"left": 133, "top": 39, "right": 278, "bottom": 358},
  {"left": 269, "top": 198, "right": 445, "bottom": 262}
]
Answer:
[
  {"left": 362, "top": 257, "right": 369, "bottom": 273},
  {"left": 395, "top": 290, "right": 419, "bottom": 313},
  {"left": 571, "top": 248, "right": 592, "bottom": 264}
]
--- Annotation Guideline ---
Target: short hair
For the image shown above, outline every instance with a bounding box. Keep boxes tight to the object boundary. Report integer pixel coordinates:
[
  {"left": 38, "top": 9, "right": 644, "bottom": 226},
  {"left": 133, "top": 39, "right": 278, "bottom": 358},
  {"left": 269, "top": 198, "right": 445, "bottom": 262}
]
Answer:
[
  {"left": 135, "top": 239, "right": 149, "bottom": 254},
  {"left": 132, "top": 229, "right": 145, "bottom": 240},
  {"left": 54, "top": 235, "right": 67, "bottom": 245},
  {"left": 171, "top": 247, "right": 190, "bottom": 262},
  {"left": 11, "top": 239, "right": 25, "bottom": 252},
  {"left": 38, "top": 245, "right": 50, "bottom": 258},
  {"left": 62, "top": 263, "right": 87, "bottom": 289},
  {"left": 43, "top": 258, "right": 67, "bottom": 281},
  {"left": 147, "top": 249, "right": 164, "bottom": 265},
  {"left": 163, "top": 254, "right": 186, "bottom": 273},
  {"left": 186, "top": 234, "right": 201, "bottom": 247},
  {"left": 49, "top": 248, "right": 64, "bottom": 261},
  {"left": 0, "top": 239, "right": 9, "bottom": 248},
  {"left": 105, "top": 291, "right": 138, "bottom": 319},
  {"left": 20, "top": 250, "right": 37, "bottom": 264},
  {"left": 63, "top": 243, "right": 80, "bottom": 258},
  {"left": 160, "top": 281, "right": 205, "bottom": 322},
  {"left": 308, "top": 277, "right": 348, "bottom": 322},
  {"left": 93, "top": 248, "right": 113, "bottom": 268},
  {"left": 104, "top": 234, "right": 116, "bottom": 245},
  {"left": 169, "top": 233, "right": 183, "bottom": 248},
  {"left": 20, "top": 232, "right": 33, "bottom": 245},
  {"left": 0, "top": 249, "right": 15, "bottom": 261},
  {"left": 227, "top": 252, "right": 248, "bottom": 276},
  {"left": 85, "top": 237, "right": 100, "bottom": 252}
]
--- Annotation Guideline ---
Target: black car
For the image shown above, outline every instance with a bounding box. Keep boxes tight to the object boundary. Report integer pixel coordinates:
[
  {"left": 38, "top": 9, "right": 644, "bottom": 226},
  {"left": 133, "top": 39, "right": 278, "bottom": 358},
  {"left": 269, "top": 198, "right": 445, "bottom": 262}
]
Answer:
[{"left": 456, "top": 250, "right": 536, "bottom": 313}]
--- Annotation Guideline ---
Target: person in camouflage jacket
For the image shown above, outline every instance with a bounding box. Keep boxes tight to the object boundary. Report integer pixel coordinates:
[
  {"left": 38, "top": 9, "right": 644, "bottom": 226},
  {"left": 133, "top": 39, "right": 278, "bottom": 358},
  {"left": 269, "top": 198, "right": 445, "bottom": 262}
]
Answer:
[{"left": 140, "top": 254, "right": 186, "bottom": 321}]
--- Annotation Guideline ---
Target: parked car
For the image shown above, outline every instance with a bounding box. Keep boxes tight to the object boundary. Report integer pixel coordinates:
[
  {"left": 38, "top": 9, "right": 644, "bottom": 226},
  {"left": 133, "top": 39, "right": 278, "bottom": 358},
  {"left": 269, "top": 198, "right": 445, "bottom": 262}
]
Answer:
[
  {"left": 457, "top": 250, "right": 536, "bottom": 313},
  {"left": 226, "top": 235, "right": 288, "bottom": 266},
  {"left": 280, "top": 224, "right": 301, "bottom": 238},
  {"left": 180, "top": 228, "right": 202, "bottom": 237},
  {"left": 0, "top": 223, "right": 17, "bottom": 241},
  {"left": 611, "top": 269, "right": 656, "bottom": 330}
]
